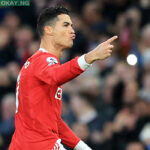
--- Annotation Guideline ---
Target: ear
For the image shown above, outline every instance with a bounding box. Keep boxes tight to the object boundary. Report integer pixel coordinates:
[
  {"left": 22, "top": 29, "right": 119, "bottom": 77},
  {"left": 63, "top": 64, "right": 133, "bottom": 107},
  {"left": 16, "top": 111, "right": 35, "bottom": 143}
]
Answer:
[{"left": 44, "top": 26, "right": 54, "bottom": 36}]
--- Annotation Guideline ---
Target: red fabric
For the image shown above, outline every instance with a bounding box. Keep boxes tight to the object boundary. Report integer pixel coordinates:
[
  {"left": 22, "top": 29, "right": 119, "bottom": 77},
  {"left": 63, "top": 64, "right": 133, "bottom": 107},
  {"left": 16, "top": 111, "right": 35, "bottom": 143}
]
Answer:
[{"left": 9, "top": 50, "right": 83, "bottom": 150}]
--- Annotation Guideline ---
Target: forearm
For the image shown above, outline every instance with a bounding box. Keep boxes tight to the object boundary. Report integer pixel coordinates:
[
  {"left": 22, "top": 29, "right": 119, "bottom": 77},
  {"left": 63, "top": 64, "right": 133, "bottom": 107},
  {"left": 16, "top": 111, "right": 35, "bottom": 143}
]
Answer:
[
  {"left": 55, "top": 56, "right": 92, "bottom": 85},
  {"left": 58, "top": 118, "right": 80, "bottom": 149},
  {"left": 58, "top": 118, "right": 92, "bottom": 150},
  {"left": 85, "top": 50, "right": 97, "bottom": 64}
]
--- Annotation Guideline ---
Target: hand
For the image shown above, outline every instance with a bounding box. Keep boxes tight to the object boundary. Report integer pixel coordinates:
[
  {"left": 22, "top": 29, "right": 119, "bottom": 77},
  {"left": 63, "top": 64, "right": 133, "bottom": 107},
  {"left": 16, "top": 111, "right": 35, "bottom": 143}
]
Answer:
[{"left": 85, "top": 36, "right": 118, "bottom": 64}]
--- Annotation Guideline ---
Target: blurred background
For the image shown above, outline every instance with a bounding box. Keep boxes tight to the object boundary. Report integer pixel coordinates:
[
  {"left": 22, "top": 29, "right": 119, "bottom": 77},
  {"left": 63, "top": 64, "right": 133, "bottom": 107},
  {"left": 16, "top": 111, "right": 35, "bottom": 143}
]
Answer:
[{"left": 0, "top": 0, "right": 150, "bottom": 150}]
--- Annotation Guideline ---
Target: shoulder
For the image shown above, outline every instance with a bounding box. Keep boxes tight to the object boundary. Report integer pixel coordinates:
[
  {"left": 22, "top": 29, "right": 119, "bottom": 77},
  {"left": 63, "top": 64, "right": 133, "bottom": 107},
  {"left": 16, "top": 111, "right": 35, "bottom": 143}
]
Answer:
[{"left": 31, "top": 50, "right": 60, "bottom": 67}]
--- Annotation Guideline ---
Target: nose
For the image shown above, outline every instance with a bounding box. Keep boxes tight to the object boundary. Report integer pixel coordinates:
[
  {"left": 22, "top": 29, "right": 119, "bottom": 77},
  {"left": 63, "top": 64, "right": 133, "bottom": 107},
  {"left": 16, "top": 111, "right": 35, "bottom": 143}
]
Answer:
[{"left": 70, "top": 27, "right": 75, "bottom": 34}]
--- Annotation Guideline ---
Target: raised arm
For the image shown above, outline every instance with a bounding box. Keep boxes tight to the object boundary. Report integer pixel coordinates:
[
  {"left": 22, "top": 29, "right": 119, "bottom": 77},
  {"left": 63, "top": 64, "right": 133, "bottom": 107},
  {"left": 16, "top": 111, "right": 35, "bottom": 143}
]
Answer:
[{"left": 33, "top": 36, "right": 117, "bottom": 86}]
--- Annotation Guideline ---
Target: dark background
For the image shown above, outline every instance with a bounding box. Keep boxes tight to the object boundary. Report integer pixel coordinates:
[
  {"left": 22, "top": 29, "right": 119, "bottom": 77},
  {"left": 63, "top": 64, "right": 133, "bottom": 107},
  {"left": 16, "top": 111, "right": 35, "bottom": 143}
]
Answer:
[{"left": 0, "top": 0, "right": 150, "bottom": 150}]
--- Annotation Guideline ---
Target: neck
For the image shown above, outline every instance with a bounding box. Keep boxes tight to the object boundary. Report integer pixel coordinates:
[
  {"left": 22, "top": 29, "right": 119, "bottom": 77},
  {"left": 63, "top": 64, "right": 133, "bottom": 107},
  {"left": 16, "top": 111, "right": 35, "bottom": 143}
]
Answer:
[{"left": 40, "top": 36, "right": 63, "bottom": 58}]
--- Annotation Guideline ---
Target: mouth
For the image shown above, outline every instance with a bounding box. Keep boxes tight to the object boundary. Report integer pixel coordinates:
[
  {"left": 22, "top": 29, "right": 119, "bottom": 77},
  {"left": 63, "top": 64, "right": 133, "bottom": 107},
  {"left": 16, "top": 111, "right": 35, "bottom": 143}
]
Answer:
[{"left": 71, "top": 35, "right": 76, "bottom": 40}]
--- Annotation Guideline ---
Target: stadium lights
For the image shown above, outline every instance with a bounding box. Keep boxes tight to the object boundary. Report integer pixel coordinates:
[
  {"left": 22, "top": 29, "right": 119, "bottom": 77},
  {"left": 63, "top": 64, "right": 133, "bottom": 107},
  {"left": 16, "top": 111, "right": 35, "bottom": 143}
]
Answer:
[{"left": 126, "top": 54, "right": 138, "bottom": 66}]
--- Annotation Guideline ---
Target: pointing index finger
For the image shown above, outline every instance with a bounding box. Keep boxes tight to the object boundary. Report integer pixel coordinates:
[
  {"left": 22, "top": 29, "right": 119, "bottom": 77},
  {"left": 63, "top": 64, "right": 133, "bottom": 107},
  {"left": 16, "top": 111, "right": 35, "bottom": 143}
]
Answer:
[{"left": 106, "top": 36, "right": 118, "bottom": 43}]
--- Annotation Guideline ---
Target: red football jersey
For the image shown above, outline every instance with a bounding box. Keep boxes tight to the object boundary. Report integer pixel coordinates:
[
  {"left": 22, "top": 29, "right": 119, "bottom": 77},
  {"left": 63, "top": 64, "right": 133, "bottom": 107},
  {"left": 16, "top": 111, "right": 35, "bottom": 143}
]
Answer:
[{"left": 9, "top": 49, "right": 85, "bottom": 150}]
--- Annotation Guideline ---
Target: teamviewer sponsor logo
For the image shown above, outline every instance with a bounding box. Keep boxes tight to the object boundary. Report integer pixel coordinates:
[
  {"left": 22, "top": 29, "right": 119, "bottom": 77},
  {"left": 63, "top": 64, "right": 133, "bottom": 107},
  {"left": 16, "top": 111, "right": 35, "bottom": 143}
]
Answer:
[{"left": 0, "top": 0, "right": 30, "bottom": 6}]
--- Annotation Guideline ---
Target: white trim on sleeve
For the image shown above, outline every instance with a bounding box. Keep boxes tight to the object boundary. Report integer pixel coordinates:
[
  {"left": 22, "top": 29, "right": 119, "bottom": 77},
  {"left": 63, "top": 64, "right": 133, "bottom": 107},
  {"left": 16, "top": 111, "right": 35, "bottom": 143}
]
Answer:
[
  {"left": 74, "top": 140, "right": 92, "bottom": 150},
  {"left": 52, "top": 139, "right": 67, "bottom": 150},
  {"left": 78, "top": 55, "right": 92, "bottom": 70}
]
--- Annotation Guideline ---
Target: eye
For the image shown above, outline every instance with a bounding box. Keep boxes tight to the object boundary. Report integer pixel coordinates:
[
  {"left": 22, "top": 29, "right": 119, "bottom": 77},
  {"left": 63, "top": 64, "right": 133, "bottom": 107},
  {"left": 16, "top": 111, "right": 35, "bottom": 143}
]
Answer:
[
  {"left": 63, "top": 22, "right": 71, "bottom": 27},
  {"left": 64, "top": 24, "right": 68, "bottom": 27}
]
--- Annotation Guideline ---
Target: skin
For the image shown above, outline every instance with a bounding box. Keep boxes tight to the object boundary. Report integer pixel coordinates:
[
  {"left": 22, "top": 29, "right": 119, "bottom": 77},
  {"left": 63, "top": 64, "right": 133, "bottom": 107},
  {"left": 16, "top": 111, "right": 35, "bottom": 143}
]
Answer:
[
  {"left": 40, "top": 14, "right": 75, "bottom": 58},
  {"left": 40, "top": 13, "right": 118, "bottom": 63},
  {"left": 126, "top": 142, "right": 145, "bottom": 150}
]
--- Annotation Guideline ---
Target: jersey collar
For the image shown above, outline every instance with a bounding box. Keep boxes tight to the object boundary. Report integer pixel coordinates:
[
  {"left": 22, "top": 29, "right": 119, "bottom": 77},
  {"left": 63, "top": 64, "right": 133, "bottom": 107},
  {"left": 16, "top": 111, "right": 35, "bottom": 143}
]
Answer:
[
  {"left": 39, "top": 48, "right": 49, "bottom": 53},
  {"left": 39, "top": 48, "right": 60, "bottom": 63}
]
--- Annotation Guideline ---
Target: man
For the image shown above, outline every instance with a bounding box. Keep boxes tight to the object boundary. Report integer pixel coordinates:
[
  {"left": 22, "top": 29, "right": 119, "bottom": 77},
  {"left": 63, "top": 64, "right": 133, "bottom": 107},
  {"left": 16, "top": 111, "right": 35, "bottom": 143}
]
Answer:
[{"left": 9, "top": 6, "right": 117, "bottom": 150}]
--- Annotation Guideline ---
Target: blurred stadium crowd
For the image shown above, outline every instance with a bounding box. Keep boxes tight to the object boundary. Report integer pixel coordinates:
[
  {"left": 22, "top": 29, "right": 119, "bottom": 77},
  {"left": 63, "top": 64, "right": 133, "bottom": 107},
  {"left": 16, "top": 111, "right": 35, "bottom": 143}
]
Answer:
[{"left": 0, "top": 0, "right": 150, "bottom": 150}]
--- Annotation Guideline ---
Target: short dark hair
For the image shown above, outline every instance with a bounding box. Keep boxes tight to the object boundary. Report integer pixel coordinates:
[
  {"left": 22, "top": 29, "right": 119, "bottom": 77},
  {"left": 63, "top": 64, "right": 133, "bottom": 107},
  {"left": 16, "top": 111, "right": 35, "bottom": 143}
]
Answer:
[{"left": 37, "top": 6, "right": 69, "bottom": 37}]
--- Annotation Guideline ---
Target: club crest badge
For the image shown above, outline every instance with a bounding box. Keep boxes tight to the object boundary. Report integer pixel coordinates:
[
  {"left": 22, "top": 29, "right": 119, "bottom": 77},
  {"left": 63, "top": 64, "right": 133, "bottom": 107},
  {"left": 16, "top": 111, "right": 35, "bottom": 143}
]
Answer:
[{"left": 46, "top": 57, "right": 58, "bottom": 66}]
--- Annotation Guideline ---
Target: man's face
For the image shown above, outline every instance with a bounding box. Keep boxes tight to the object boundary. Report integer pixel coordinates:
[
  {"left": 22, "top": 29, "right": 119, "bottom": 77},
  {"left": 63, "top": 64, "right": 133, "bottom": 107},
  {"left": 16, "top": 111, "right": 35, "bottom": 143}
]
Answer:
[{"left": 52, "top": 14, "right": 75, "bottom": 49}]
